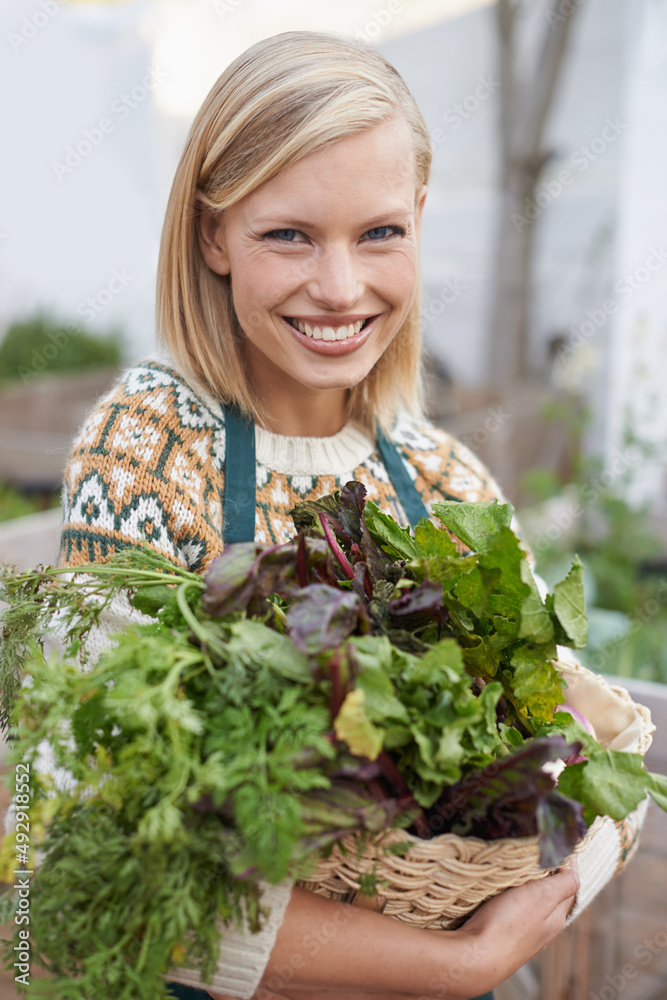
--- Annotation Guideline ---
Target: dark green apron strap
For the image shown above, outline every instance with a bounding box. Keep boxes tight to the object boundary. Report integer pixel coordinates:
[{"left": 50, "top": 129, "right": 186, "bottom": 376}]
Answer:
[
  {"left": 222, "top": 404, "right": 256, "bottom": 545},
  {"left": 375, "top": 423, "right": 430, "bottom": 527},
  {"left": 165, "top": 983, "right": 210, "bottom": 998}
]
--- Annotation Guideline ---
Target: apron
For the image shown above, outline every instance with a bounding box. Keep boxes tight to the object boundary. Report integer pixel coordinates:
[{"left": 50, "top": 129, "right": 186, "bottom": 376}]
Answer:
[{"left": 166, "top": 409, "right": 493, "bottom": 1000}]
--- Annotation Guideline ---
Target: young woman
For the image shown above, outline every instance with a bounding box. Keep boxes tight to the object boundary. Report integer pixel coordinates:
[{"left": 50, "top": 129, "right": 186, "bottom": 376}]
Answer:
[{"left": 58, "top": 31, "right": 579, "bottom": 1000}]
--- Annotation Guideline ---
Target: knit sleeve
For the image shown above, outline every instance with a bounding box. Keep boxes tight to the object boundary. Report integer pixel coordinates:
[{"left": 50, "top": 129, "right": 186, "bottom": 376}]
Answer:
[
  {"left": 161, "top": 881, "right": 294, "bottom": 997},
  {"left": 58, "top": 360, "right": 227, "bottom": 573}
]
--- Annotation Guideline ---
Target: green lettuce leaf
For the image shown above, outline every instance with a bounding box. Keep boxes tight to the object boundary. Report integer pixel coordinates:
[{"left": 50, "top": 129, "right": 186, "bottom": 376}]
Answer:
[
  {"left": 558, "top": 749, "right": 651, "bottom": 823},
  {"left": 552, "top": 556, "right": 587, "bottom": 648},
  {"left": 364, "top": 501, "right": 419, "bottom": 560},
  {"left": 431, "top": 500, "right": 514, "bottom": 552},
  {"left": 414, "top": 518, "right": 459, "bottom": 558},
  {"left": 518, "top": 560, "right": 554, "bottom": 644},
  {"left": 509, "top": 647, "right": 563, "bottom": 725},
  {"left": 334, "top": 688, "right": 384, "bottom": 760}
]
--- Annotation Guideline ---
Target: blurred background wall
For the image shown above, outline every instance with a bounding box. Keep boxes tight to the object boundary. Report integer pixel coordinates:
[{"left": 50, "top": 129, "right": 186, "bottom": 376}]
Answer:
[{"left": 1, "top": 0, "right": 666, "bottom": 510}]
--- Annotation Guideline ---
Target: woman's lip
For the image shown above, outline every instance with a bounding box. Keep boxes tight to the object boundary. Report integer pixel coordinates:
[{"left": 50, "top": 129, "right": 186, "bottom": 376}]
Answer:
[
  {"left": 286, "top": 315, "right": 375, "bottom": 325},
  {"left": 280, "top": 315, "right": 380, "bottom": 356}
]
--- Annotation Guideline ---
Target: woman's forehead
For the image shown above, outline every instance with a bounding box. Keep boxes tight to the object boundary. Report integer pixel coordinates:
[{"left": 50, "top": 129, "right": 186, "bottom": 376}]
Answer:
[{"left": 232, "top": 119, "right": 420, "bottom": 223}]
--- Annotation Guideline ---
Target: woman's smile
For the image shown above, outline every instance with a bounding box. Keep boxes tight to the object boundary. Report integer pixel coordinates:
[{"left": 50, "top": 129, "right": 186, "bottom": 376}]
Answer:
[{"left": 281, "top": 314, "right": 379, "bottom": 354}]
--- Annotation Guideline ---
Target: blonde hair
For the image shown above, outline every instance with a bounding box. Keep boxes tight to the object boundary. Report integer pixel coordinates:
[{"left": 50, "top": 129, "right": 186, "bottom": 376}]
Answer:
[{"left": 156, "top": 30, "right": 432, "bottom": 433}]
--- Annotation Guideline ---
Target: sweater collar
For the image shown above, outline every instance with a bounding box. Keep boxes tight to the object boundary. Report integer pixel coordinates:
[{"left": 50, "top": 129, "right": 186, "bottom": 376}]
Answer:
[{"left": 254, "top": 421, "right": 375, "bottom": 476}]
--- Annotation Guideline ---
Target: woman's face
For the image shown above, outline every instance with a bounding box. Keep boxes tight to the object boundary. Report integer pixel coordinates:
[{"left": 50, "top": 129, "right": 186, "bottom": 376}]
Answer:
[{"left": 197, "top": 115, "right": 427, "bottom": 426}]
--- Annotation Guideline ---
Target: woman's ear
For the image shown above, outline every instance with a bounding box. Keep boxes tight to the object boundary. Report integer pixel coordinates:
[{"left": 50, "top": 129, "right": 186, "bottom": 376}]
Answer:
[
  {"left": 195, "top": 203, "right": 231, "bottom": 276},
  {"left": 415, "top": 184, "right": 428, "bottom": 225}
]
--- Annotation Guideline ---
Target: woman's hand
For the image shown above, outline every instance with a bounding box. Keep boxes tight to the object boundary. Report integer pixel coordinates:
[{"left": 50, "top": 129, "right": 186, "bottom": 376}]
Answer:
[
  {"left": 206, "top": 861, "right": 578, "bottom": 1000},
  {"left": 450, "top": 861, "right": 579, "bottom": 997}
]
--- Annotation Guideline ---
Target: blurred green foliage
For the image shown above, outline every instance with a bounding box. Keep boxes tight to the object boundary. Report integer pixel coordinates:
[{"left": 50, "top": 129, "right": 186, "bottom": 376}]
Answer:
[
  {"left": 0, "top": 483, "right": 60, "bottom": 523},
  {"left": 521, "top": 423, "right": 667, "bottom": 684},
  {"left": 0, "top": 313, "right": 123, "bottom": 385}
]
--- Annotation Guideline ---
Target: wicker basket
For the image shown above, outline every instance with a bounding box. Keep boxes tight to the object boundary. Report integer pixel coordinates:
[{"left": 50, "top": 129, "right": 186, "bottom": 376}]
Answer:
[{"left": 296, "top": 658, "right": 655, "bottom": 929}]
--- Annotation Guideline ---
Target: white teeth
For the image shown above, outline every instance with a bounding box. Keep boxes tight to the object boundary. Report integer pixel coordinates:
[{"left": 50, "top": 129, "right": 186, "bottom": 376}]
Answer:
[{"left": 290, "top": 318, "right": 368, "bottom": 340}]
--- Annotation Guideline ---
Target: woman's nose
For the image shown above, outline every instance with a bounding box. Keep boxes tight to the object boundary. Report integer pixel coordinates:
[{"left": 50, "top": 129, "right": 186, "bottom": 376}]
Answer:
[{"left": 306, "top": 247, "right": 364, "bottom": 311}]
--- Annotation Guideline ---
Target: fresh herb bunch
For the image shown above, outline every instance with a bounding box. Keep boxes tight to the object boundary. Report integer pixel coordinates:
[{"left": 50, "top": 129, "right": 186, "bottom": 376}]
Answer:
[{"left": 1, "top": 485, "right": 666, "bottom": 1000}]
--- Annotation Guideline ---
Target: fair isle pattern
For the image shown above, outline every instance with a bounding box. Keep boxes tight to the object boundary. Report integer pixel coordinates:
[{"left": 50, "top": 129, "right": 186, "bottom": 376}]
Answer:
[{"left": 59, "top": 360, "right": 504, "bottom": 572}]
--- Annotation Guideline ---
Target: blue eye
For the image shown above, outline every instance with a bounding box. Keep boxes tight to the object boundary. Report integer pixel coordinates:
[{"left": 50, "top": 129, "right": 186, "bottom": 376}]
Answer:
[
  {"left": 365, "top": 226, "right": 404, "bottom": 240},
  {"left": 267, "top": 229, "right": 299, "bottom": 242}
]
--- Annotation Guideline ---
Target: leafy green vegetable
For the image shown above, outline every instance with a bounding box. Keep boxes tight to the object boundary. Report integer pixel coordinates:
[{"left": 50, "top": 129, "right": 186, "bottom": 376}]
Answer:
[
  {"left": 286, "top": 584, "right": 365, "bottom": 655},
  {"left": 0, "top": 605, "right": 413, "bottom": 998},
  {"left": 557, "top": 747, "right": 660, "bottom": 825},
  {"left": 518, "top": 560, "right": 555, "bottom": 644},
  {"left": 552, "top": 555, "right": 588, "bottom": 648},
  {"left": 431, "top": 499, "right": 513, "bottom": 552},
  {"left": 334, "top": 689, "right": 385, "bottom": 760},
  {"left": 0, "top": 483, "right": 661, "bottom": 999},
  {"left": 0, "top": 544, "right": 201, "bottom": 735},
  {"left": 364, "top": 501, "right": 420, "bottom": 561}
]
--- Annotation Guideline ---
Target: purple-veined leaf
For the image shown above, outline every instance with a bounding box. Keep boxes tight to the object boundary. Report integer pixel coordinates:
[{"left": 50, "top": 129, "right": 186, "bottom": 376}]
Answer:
[
  {"left": 318, "top": 512, "right": 355, "bottom": 580},
  {"left": 285, "top": 584, "right": 363, "bottom": 655},
  {"left": 388, "top": 579, "right": 447, "bottom": 628},
  {"left": 297, "top": 779, "right": 414, "bottom": 855},
  {"left": 536, "top": 791, "right": 587, "bottom": 867},
  {"left": 340, "top": 482, "right": 394, "bottom": 583},
  {"left": 203, "top": 542, "right": 262, "bottom": 616},
  {"left": 203, "top": 542, "right": 299, "bottom": 616},
  {"left": 432, "top": 736, "right": 585, "bottom": 866},
  {"left": 338, "top": 481, "right": 367, "bottom": 543}
]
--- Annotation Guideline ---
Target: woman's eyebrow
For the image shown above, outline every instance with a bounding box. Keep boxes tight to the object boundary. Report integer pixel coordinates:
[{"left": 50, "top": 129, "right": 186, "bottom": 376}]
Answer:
[{"left": 251, "top": 208, "right": 414, "bottom": 231}]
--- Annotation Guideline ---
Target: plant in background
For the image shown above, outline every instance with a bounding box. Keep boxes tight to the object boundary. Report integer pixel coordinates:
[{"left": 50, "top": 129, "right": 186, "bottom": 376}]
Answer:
[
  {"left": 0, "top": 312, "right": 124, "bottom": 385},
  {"left": 520, "top": 417, "right": 667, "bottom": 683},
  {"left": 0, "top": 482, "right": 59, "bottom": 523}
]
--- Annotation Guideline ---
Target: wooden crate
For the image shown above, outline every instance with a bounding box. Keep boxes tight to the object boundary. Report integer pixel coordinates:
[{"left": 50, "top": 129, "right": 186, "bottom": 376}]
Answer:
[{"left": 0, "top": 369, "right": 118, "bottom": 488}]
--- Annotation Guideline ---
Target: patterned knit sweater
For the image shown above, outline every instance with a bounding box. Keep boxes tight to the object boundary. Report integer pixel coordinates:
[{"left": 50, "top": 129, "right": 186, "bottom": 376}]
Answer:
[
  {"left": 51, "top": 358, "right": 506, "bottom": 998},
  {"left": 58, "top": 359, "right": 504, "bottom": 572}
]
